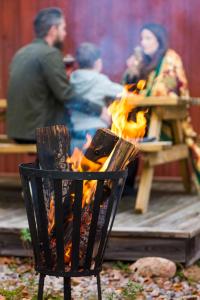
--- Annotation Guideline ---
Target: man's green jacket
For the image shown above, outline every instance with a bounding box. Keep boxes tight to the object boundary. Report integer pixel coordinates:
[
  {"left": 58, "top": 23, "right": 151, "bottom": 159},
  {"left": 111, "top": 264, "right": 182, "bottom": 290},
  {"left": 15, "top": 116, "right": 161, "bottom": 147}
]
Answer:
[{"left": 7, "top": 39, "right": 74, "bottom": 141}]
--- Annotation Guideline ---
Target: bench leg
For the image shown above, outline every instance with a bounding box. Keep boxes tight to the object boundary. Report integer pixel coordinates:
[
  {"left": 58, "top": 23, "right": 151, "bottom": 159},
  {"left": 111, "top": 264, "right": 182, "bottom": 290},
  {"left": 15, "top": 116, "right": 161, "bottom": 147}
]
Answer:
[
  {"left": 192, "top": 172, "right": 200, "bottom": 195},
  {"left": 179, "top": 159, "right": 191, "bottom": 193},
  {"left": 134, "top": 109, "right": 160, "bottom": 214},
  {"left": 135, "top": 164, "right": 154, "bottom": 214},
  {"left": 171, "top": 120, "right": 191, "bottom": 193}
]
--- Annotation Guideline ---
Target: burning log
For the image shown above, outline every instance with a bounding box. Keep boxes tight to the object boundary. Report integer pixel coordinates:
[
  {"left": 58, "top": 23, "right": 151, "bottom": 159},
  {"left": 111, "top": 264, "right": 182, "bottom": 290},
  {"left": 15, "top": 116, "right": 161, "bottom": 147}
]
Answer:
[
  {"left": 106, "top": 137, "right": 138, "bottom": 171},
  {"left": 78, "top": 131, "right": 137, "bottom": 207},
  {"left": 78, "top": 135, "right": 138, "bottom": 266},
  {"left": 36, "top": 125, "right": 71, "bottom": 224},
  {"left": 36, "top": 125, "right": 70, "bottom": 171},
  {"left": 95, "top": 137, "right": 138, "bottom": 248},
  {"left": 36, "top": 125, "right": 72, "bottom": 264},
  {"left": 81, "top": 128, "right": 119, "bottom": 171},
  {"left": 36, "top": 125, "right": 71, "bottom": 221}
]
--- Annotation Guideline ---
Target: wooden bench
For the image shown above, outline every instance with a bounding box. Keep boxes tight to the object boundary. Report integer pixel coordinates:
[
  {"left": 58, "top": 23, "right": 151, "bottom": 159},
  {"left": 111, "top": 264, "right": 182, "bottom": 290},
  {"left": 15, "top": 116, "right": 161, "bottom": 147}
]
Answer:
[
  {"left": 0, "top": 100, "right": 36, "bottom": 159},
  {"left": 0, "top": 102, "right": 36, "bottom": 187},
  {"left": 0, "top": 142, "right": 36, "bottom": 154},
  {"left": 133, "top": 98, "right": 198, "bottom": 214},
  {"left": 138, "top": 141, "right": 172, "bottom": 152}
]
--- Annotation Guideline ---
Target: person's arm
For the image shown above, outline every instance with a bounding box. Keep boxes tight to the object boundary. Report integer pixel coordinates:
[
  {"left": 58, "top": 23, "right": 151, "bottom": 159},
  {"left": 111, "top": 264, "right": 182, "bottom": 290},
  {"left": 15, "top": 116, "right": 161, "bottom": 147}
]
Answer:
[
  {"left": 93, "top": 74, "right": 123, "bottom": 100},
  {"left": 41, "top": 50, "right": 74, "bottom": 102},
  {"left": 67, "top": 96, "right": 111, "bottom": 126},
  {"left": 67, "top": 96, "right": 102, "bottom": 116},
  {"left": 41, "top": 50, "right": 105, "bottom": 115}
]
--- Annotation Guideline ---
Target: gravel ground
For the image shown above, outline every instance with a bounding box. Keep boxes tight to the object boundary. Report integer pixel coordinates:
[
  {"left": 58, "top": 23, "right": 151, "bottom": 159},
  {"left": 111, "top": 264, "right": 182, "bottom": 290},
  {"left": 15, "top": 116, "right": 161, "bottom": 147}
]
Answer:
[{"left": 0, "top": 257, "right": 200, "bottom": 299}]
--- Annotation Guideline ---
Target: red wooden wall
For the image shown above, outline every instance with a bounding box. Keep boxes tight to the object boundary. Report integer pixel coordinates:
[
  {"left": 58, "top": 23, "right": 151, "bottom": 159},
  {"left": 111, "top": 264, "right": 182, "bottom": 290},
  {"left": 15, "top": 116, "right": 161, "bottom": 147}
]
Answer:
[{"left": 0, "top": 0, "right": 200, "bottom": 177}]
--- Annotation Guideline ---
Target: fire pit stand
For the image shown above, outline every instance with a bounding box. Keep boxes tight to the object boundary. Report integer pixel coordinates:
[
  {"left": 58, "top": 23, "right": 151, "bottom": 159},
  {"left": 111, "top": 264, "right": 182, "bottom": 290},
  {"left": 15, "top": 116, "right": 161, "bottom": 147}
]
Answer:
[{"left": 19, "top": 163, "right": 127, "bottom": 300}]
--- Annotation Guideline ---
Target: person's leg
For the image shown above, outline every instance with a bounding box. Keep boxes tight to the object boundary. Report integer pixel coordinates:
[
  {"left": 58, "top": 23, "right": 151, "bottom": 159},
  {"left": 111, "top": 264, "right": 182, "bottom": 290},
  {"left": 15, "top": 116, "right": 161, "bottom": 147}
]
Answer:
[
  {"left": 70, "top": 138, "right": 85, "bottom": 152},
  {"left": 70, "top": 128, "right": 98, "bottom": 153},
  {"left": 123, "top": 157, "right": 139, "bottom": 196}
]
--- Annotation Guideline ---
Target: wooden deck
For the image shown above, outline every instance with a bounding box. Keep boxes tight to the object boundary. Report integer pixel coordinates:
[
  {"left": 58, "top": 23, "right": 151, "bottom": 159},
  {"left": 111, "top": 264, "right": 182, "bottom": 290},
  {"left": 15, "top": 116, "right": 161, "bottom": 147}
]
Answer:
[
  {"left": 106, "top": 181, "right": 200, "bottom": 265},
  {"left": 0, "top": 180, "right": 200, "bottom": 265}
]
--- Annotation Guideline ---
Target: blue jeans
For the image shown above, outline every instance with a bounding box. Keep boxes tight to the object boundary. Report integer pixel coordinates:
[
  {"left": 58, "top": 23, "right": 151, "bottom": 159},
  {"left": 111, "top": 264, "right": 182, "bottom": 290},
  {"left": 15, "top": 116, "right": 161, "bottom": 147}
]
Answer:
[{"left": 70, "top": 128, "right": 97, "bottom": 153}]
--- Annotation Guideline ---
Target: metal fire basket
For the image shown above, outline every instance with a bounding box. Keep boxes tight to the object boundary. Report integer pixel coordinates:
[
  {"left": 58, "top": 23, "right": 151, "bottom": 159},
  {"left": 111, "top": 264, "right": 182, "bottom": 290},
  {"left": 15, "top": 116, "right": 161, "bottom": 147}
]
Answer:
[{"left": 19, "top": 163, "right": 127, "bottom": 300}]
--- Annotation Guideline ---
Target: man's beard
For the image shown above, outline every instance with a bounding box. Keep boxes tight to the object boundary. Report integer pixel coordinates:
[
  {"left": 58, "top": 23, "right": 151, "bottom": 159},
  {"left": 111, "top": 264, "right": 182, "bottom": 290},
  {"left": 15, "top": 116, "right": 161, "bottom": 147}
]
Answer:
[{"left": 53, "top": 39, "right": 64, "bottom": 50}]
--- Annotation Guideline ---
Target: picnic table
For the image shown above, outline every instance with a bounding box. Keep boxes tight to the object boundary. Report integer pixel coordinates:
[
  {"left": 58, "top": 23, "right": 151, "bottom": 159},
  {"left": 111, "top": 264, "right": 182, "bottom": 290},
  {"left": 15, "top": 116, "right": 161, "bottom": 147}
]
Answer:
[{"left": 130, "top": 95, "right": 200, "bottom": 213}]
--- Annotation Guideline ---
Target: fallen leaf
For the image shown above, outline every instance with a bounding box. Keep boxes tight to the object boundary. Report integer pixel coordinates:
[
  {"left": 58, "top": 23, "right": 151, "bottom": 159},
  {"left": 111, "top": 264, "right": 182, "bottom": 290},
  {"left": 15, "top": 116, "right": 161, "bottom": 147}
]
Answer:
[
  {"left": 173, "top": 282, "right": 183, "bottom": 291},
  {"left": 0, "top": 257, "right": 14, "bottom": 265}
]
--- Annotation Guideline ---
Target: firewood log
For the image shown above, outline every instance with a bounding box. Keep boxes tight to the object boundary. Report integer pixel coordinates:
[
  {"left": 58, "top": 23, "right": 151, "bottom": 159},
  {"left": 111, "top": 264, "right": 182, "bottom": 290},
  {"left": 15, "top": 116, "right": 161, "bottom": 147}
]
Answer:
[
  {"left": 81, "top": 128, "right": 119, "bottom": 171},
  {"left": 36, "top": 125, "right": 71, "bottom": 211},
  {"left": 36, "top": 125, "right": 70, "bottom": 171},
  {"left": 36, "top": 125, "right": 71, "bottom": 262},
  {"left": 81, "top": 137, "right": 138, "bottom": 266},
  {"left": 106, "top": 137, "right": 138, "bottom": 171}
]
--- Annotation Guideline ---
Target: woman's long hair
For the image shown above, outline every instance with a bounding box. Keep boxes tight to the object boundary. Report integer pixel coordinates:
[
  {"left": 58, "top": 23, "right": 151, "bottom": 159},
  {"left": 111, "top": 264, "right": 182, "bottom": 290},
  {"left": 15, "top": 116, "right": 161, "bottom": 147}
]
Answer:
[{"left": 140, "top": 23, "right": 169, "bottom": 79}]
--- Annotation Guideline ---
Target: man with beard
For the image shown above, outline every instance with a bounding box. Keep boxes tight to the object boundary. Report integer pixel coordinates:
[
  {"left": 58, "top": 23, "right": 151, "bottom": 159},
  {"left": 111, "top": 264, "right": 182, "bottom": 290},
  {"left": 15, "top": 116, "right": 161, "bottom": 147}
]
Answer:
[
  {"left": 7, "top": 7, "right": 110, "bottom": 142},
  {"left": 7, "top": 7, "right": 72, "bottom": 142}
]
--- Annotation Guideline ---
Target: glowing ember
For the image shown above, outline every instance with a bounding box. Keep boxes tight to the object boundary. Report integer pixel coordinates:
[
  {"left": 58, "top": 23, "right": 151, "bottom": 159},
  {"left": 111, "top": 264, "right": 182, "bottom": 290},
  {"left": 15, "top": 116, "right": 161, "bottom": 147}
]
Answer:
[
  {"left": 64, "top": 242, "right": 72, "bottom": 263},
  {"left": 48, "top": 196, "right": 55, "bottom": 235}
]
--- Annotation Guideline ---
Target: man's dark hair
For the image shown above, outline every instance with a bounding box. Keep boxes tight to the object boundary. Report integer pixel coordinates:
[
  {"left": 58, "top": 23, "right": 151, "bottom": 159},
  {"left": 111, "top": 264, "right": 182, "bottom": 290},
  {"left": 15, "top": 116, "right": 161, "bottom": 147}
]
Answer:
[
  {"left": 76, "top": 43, "right": 101, "bottom": 69},
  {"left": 34, "top": 7, "right": 64, "bottom": 38}
]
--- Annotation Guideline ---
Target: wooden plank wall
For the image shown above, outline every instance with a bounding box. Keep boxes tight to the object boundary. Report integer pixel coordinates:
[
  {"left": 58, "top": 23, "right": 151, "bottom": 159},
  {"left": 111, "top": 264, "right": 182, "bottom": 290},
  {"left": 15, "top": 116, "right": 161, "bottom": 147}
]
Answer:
[{"left": 0, "top": 0, "right": 199, "bottom": 177}]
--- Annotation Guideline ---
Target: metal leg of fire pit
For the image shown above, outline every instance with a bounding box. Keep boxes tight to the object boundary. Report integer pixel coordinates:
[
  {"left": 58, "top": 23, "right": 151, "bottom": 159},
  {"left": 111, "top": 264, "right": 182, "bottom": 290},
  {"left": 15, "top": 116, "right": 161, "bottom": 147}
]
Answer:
[
  {"left": 38, "top": 274, "right": 45, "bottom": 300},
  {"left": 64, "top": 277, "right": 71, "bottom": 300},
  {"left": 96, "top": 274, "right": 102, "bottom": 300}
]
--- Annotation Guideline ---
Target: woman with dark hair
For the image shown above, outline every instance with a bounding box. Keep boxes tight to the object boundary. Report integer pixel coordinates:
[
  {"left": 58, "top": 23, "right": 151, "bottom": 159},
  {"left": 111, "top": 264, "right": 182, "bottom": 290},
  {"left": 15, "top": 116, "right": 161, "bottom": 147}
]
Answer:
[
  {"left": 123, "top": 23, "right": 188, "bottom": 97},
  {"left": 123, "top": 23, "right": 200, "bottom": 195}
]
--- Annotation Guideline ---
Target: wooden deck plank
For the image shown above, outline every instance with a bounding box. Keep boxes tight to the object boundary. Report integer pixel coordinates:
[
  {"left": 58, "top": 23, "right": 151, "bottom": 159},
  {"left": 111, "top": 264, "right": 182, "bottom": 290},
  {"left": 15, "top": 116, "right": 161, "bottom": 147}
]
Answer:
[
  {"left": 2, "top": 216, "right": 28, "bottom": 228},
  {"left": 0, "top": 208, "right": 25, "bottom": 222},
  {"left": 141, "top": 202, "right": 200, "bottom": 229},
  {"left": 115, "top": 195, "right": 196, "bottom": 227}
]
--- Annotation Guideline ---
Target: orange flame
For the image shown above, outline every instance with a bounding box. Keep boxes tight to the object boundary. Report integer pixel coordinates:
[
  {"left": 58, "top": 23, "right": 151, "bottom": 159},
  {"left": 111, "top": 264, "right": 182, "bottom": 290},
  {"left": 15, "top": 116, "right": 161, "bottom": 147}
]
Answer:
[
  {"left": 65, "top": 81, "right": 147, "bottom": 210},
  {"left": 67, "top": 147, "right": 83, "bottom": 172},
  {"left": 50, "top": 80, "right": 147, "bottom": 263},
  {"left": 108, "top": 83, "right": 147, "bottom": 141},
  {"left": 64, "top": 242, "right": 72, "bottom": 263},
  {"left": 48, "top": 196, "right": 55, "bottom": 235}
]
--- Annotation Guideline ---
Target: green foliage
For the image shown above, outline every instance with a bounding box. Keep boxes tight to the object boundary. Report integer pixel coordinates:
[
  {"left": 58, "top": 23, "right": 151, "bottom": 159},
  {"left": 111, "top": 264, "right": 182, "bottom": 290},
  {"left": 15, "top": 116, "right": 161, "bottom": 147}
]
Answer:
[
  {"left": 113, "top": 261, "right": 131, "bottom": 273},
  {"left": 176, "top": 262, "right": 186, "bottom": 280},
  {"left": 20, "top": 228, "right": 31, "bottom": 243},
  {"left": 105, "top": 292, "right": 118, "bottom": 300},
  {"left": 0, "top": 286, "right": 24, "bottom": 300},
  {"left": 176, "top": 269, "right": 186, "bottom": 280},
  {"left": 196, "top": 259, "right": 200, "bottom": 267},
  {"left": 122, "top": 280, "right": 143, "bottom": 300}
]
